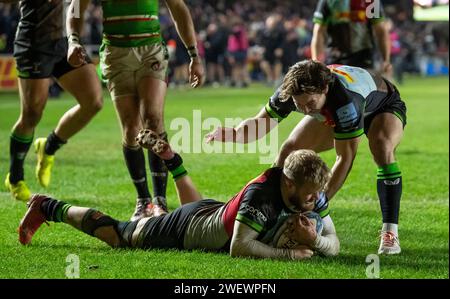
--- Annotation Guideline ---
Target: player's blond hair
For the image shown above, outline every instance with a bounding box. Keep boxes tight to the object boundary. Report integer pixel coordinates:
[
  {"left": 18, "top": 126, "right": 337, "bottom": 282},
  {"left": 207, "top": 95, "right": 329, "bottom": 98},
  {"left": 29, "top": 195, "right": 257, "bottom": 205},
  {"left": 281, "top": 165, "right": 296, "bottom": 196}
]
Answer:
[
  {"left": 279, "top": 60, "right": 334, "bottom": 101},
  {"left": 283, "top": 149, "right": 331, "bottom": 190}
]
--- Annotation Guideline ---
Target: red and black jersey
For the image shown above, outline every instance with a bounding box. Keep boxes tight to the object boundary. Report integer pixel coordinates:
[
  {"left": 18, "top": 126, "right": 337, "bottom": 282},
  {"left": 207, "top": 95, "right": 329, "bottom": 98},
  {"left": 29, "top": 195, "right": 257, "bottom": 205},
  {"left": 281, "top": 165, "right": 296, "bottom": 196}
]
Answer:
[{"left": 222, "top": 168, "right": 330, "bottom": 242}]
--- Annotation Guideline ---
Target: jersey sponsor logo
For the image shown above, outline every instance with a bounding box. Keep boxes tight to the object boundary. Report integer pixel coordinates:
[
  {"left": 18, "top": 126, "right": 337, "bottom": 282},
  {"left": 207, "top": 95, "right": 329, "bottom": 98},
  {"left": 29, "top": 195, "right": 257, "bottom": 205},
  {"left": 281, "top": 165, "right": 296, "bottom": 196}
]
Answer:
[
  {"left": 242, "top": 204, "right": 267, "bottom": 223},
  {"left": 336, "top": 103, "right": 358, "bottom": 125}
]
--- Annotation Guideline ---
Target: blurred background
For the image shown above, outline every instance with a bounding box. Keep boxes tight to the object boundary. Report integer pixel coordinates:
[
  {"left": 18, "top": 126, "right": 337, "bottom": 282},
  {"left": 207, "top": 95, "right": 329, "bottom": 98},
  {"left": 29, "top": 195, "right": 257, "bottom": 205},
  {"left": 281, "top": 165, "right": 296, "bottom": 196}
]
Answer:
[{"left": 0, "top": 0, "right": 448, "bottom": 92}]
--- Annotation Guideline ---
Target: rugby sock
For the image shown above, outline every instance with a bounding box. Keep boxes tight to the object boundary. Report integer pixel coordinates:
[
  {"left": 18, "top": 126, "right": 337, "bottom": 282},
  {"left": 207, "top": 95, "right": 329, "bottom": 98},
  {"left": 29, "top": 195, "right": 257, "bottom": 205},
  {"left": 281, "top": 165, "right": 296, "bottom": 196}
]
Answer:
[
  {"left": 40, "top": 197, "right": 72, "bottom": 222},
  {"left": 377, "top": 162, "right": 402, "bottom": 225},
  {"left": 45, "top": 131, "right": 67, "bottom": 155},
  {"left": 164, "top": 153, "right": 188, "bottom": 181},
  {"left": 148, "top": 132, "right": 168, "bottom": 198},
  {"left": 123, "top": 144, "right": 151, "bottom": 199},
  {"left": 9, "top": 132, "right": 33, "bottom": 184}
]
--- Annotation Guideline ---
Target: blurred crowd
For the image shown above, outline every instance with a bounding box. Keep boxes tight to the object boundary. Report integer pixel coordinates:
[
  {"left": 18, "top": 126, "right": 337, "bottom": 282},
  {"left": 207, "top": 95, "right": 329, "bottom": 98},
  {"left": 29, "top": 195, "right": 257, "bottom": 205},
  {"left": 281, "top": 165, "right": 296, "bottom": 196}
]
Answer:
[{"left": 1, "top": 0, "right": 448, "bottom": 87}]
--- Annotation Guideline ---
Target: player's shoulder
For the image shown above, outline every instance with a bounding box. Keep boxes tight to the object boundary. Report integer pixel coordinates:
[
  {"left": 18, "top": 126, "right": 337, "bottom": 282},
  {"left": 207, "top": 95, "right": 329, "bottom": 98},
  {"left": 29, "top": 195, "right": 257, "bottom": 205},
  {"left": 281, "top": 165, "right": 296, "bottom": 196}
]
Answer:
[{"left": 243, "top": 168, "right": 283, "bottom": 201}]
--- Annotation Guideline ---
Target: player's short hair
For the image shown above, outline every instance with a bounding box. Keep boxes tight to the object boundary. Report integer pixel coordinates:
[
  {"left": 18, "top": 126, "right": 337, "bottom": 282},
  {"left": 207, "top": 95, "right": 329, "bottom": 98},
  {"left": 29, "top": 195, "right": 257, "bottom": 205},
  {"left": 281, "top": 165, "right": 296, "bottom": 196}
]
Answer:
[
  {"left": 283, "top": 149, "right": 331, "bottom": 190},
  {"left": 279, "top": 60, "right": 334, "bottom": 101}
]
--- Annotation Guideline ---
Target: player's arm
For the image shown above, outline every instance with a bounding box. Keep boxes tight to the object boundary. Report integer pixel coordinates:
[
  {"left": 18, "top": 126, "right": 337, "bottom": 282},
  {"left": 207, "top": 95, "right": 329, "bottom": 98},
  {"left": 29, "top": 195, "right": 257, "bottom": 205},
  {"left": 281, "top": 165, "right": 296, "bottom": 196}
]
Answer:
[
  {"left": 311, "top": 0, "right": 329, "bottom": 62},
  {"left": 66, "top": 0, "right": 90, "bottom": 67},
  {"left": 371, "top": 1, "right": 391, "bottom": 76},
  {"left": 373, "top": 21, "right": 391, "bottom": 75},
  {"left": 311, "top": 23, "right": 327, "bottom": 62},
  {"left": 313, "top": 215, "right": 340, "bottom": 257},
  {"left": 326, "top": 137, "right": 361, "bottom": 200},
  {"left": 205, "top": 107, "right": 277, "bottom": 144},
  {"left": 205, "top": 90, "right": 292, "bottom": 144},
  {"left": 230, "top": 220, "right": 313, "bottom": 261},
  {"left": 165, "top": 0, "right": 204, "bottom": 88}
]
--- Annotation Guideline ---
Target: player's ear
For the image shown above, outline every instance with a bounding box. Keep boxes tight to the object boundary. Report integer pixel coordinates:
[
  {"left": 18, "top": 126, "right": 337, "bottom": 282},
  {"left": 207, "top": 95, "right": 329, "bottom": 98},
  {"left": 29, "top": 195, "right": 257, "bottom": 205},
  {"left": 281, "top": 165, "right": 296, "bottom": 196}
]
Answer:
[{"left": 285, "top": 177, "right": 296, "bottom": 191}]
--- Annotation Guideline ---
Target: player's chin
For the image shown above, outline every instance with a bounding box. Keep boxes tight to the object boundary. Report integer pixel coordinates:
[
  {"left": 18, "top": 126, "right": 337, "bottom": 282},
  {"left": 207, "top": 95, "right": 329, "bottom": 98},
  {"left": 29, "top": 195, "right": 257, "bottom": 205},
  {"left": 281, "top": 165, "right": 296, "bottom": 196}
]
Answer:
[{"left": 301, "top": 201, "right": 315, "bottom": 212}]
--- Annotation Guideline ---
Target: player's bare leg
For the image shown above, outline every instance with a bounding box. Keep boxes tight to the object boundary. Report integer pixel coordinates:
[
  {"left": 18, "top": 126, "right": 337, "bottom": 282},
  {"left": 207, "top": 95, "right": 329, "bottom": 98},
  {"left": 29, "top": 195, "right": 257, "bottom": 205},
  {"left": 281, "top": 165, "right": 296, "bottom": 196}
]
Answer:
[
  {"left": 55, "top": 64, "right": 103, "bottom": 140},
  {"left": 138, "top": 76, "right": 169, "bottom": 212},
  {"left": 136, "top": 129, "right": 203, "bottom": 205},
  {"left": 368, "top": 113, "right": 404, "bottom": 255},
  {"left": 32, "top": 64, "right": 103, "bottom": 188},
  {"left": 5, "top": 78, "right": 50, "bottom": 201},
  {"left": 114, "top": 95, "right": 153, "bottom": 220},
  {"left": 274, "top": 116, "right": 334, "bottom": 167}
]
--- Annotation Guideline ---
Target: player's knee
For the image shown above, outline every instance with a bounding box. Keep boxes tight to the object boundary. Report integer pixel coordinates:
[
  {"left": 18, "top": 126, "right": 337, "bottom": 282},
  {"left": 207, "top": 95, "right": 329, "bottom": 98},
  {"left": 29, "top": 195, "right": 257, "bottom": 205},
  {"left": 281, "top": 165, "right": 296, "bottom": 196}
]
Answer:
[
  {"left": 83, "top": 93, "right": 104, "bottom": 114},
  {"left": 90, "top": 94, "right": 104, "bottom": 113},
  {"left": 20, "top": 109, "right": 44, "bottom": 128},
  {"left": 142, "top": 116, "right": 162, "bottom": 132},
  {"left": 370, "top": 138, "right": 395, "bottom": 164},
  {"left": 123, "top": 125, "right": 141, "bottom": 145}
]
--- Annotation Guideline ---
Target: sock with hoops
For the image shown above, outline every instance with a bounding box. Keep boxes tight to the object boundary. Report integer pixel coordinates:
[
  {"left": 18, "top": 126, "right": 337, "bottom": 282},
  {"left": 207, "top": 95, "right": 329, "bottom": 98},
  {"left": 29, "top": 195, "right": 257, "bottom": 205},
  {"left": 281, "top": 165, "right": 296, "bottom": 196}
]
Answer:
[
  {"left": 164, "top": 153, "right": 188, "bottom": 181},
  {"left": 377, "top": 162, "right": 402, "bottom": 229},
  {"left": 40, "top": 197, "right": 72, "bottom": 223}
]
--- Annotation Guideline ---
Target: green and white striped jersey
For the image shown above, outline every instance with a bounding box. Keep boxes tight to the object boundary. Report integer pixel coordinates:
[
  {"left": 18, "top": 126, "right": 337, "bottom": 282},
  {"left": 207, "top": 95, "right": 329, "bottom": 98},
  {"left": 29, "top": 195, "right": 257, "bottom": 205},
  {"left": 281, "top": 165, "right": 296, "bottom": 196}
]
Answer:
[{"left": 101, "top": 0, "right": 162, "bottom": 47}]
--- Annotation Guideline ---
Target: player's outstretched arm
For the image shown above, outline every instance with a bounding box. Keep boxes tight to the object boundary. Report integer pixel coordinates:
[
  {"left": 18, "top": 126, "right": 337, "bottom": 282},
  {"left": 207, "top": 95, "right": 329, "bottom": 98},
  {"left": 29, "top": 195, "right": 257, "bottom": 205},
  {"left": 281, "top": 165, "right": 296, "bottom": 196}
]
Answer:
[
  {"left": 230, "top": 221, "right": 313, "bottom": 261},
  {"left": 205, "top": 106, "right": 278, "bottom": 144},
  {"left": 66, "top": 0, "right": 90, "bottom": 67}
]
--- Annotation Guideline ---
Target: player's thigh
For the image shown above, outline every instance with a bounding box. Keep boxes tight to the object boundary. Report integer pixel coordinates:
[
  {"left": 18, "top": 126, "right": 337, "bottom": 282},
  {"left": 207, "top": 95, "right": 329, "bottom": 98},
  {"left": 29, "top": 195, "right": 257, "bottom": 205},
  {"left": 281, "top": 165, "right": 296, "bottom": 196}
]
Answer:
[
  {"left": 18, "top": 78, "right": 51, "bottom": 118},
  {"left": 286, "top": 115, "right": 334, "bottom": 152},
  {"left": 367, "top": 112, "right": 404, "bottom": 156},
  {"left": 57, "top": 63, "right": 103, "bottom": 109}
]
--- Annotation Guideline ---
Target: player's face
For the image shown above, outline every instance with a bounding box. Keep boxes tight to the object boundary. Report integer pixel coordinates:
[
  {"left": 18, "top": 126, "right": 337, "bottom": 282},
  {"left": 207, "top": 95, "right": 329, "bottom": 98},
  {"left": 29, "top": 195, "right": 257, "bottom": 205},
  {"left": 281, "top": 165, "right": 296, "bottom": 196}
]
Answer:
[
  {"left": 292, "top": 93, "right": 327, "bottom": 115},
  {"left": 288, "top": 181, "right": 321, "bottom": 212},
  {"left": 292, "top": 87, "right": 328, "bottom": 115}
]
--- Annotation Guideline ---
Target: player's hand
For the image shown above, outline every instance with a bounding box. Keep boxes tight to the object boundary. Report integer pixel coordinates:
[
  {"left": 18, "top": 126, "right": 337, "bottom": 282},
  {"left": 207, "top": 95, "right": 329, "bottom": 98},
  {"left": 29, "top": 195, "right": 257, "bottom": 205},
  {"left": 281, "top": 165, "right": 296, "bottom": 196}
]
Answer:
[
  {"left": 189, "top": 57, "right": 204, "bottom": 88},
  {"left": 287, "top": 214, "right": 317, "bottom": 246},
  {"left": 205, "top": 127, "right": 236, "bottom": 143},
  {"left": 290, "top": 245, "right": 314, "bottom": 260},
  {"left": 67, "top": 43, "right": 87, "bottom": 67}
]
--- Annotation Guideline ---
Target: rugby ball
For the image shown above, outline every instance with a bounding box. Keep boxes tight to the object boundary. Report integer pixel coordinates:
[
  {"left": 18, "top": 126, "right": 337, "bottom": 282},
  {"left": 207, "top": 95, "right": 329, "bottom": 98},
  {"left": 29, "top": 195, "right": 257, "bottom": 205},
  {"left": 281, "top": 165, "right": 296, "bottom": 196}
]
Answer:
[{"left": 273, "top": 211, "right": 323, "bottom": 249}]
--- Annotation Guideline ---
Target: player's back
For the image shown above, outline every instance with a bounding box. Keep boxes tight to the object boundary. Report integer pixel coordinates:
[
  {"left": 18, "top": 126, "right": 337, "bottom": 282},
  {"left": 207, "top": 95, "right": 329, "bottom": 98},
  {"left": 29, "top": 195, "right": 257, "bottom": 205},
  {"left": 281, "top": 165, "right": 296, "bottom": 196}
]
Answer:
[{"left": 328, "top": 64, "right": 397, "bottom": 113}]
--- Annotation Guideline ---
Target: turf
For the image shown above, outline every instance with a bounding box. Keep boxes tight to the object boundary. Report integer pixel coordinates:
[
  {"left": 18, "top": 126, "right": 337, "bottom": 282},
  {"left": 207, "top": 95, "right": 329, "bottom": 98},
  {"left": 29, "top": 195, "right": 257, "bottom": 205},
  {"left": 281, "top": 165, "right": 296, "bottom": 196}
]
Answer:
[{"left": 0, "top": 76, "right": 448, "bottom": 278}]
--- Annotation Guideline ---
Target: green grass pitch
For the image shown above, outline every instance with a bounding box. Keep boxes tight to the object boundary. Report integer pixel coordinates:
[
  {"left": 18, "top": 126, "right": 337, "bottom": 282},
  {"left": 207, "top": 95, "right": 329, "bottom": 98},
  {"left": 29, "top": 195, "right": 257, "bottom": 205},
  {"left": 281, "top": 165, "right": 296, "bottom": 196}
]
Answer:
[{"left": 0, "top": 76, "right": 448, "bottom": 278}]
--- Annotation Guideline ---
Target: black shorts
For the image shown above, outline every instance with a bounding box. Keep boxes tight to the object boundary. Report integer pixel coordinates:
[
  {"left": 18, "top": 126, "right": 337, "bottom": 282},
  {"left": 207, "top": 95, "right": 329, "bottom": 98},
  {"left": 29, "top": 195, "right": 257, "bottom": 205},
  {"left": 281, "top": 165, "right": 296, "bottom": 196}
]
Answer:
[
  {"left": 137, "top": 199, "right": 220, "bottom": 250},
  {"left": 364, "top": 88, "right": 407, "bottom": 134},
  {"left": 14, "top": 37, "right": 92, "bottom": 79}
]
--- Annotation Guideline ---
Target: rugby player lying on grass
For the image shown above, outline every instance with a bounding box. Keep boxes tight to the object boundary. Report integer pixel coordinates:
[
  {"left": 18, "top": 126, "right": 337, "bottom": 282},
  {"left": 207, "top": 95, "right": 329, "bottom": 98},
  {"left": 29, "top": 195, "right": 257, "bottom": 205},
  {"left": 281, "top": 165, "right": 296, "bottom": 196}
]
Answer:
[{"left": 18, "top": 130, "right": 339, "bottom": 260}]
